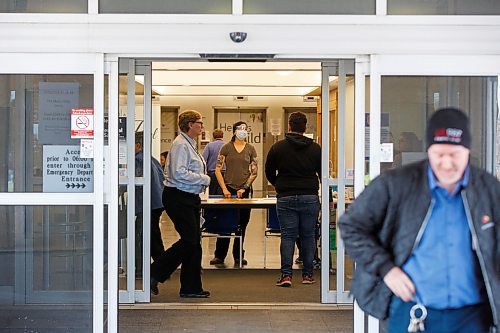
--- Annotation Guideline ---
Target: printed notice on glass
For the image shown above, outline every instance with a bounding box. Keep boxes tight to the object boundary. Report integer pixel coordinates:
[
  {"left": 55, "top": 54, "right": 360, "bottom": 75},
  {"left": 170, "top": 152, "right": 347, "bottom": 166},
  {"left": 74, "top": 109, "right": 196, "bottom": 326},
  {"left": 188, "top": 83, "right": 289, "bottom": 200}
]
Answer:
[
  {"left": 380, "top": 143, "right": 393, "bottom": 163},
  {"left": 43, "top": 145, "right": 93, "bottom": 192},
  {"left": 38, "top": 82, "right": 79, "bottom": 145},
  {"left": 80, "top": 139, "right": 94, "bottom": 158}
]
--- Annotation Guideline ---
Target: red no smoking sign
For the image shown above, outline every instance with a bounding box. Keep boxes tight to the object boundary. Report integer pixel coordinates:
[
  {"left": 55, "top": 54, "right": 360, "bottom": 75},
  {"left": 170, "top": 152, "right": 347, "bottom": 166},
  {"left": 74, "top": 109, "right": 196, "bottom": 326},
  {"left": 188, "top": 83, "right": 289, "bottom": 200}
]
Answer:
[{"left": 71, "top": 108, "right": 94, "bottom": 139}]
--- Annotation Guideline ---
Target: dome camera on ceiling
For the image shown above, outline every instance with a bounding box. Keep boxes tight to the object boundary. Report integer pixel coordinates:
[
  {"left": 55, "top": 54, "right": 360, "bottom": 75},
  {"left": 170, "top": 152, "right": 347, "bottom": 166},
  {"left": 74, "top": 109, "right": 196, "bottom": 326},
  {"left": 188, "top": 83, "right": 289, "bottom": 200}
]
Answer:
[{"left": 229, "top": 32, "right": 247, "bottom": 43}]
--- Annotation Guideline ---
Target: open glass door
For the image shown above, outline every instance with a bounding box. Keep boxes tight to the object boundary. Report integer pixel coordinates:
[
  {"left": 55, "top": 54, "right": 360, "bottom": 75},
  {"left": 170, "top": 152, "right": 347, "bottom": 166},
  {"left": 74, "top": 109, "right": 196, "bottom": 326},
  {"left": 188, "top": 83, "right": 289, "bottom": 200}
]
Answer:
[
  {"left": 320, "top": 60, "right": 358, "bottom": 304},
  {"left": 354, "top": 55, "right": 500, "bottom": 333},
  {"left": 118, "top": 59, "right": 153, "bottom": 303}
]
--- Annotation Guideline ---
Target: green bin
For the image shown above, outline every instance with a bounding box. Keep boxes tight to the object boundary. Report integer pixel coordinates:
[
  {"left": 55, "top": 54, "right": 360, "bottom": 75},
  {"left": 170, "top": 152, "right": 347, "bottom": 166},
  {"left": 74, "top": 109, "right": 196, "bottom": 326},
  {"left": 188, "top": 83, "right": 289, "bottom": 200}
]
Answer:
[{"left": 329, "top": 228, "right": 336, "bottom": 251}]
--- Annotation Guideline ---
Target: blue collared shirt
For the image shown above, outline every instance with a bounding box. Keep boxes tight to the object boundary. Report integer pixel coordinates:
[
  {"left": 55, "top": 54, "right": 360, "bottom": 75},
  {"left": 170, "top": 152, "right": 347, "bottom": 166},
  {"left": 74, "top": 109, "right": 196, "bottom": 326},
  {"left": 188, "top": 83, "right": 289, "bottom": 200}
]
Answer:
[
  {"left": 164, "top": 133, "right": 210, "bottom": 194},
  {"left": 402, "top": 165, "right": 485, "bottom": 309},
  {"left": 202, "top": 139, "right": 225, "bottom": 172}
]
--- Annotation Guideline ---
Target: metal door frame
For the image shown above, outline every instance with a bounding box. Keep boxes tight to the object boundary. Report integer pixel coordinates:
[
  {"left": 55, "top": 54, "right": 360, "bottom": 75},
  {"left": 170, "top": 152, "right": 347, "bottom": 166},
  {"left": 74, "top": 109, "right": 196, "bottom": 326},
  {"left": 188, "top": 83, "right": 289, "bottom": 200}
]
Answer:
[
  {"left": 110, "top": 57, "right": 369, "bottom": 307},
  {"left": 117, "top": 59, "right": 153, "bottom": 304},
  {"left": 320, "top": 59, "right": 366, "bottom": 304}
]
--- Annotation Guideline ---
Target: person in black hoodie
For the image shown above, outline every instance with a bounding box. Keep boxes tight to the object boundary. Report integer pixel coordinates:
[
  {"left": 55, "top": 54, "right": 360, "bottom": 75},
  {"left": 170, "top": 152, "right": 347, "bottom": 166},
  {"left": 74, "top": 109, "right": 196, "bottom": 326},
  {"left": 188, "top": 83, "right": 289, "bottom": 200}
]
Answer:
[{"left": 265, "top": 112, "right": 321, "bottom": 287}]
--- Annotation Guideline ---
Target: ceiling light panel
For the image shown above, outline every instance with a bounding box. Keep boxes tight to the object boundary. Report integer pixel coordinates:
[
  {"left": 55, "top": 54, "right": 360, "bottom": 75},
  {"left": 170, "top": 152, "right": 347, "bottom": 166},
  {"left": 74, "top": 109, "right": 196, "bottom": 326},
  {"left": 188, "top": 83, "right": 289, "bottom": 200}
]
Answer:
[
  {"left": 152, "top": 70, "right": 321, "bottom": 87},
  {"left": 152, "top": 62, "right": 321, "bottom": 70},
  {"left": 152, "top": 85, "right": 318, "bottom": 96}
]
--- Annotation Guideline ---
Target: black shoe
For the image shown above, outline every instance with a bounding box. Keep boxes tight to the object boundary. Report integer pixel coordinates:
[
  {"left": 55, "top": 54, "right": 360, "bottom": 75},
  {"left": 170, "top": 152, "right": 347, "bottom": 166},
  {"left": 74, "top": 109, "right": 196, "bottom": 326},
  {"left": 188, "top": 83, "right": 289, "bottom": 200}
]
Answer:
[
  {"left": 234, "top": 258, "right": 248, "bottom": 266},
  {"left": 179, "top": 290, "right": 210, "bottom": 298},
  {"left": 209, "top": 257, "right": 224, "bottom": 265},
  {"left": 150, "top": 277, "right": 159, "bottom": 296}
]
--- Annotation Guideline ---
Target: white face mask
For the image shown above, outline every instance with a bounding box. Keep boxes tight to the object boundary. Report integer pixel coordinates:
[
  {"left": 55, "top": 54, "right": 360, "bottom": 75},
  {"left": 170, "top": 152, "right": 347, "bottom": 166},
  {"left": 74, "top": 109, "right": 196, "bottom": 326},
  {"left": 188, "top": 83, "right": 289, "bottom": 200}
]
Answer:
[{"left": 235, "top": 129, "right": 248, "bottom": 140}]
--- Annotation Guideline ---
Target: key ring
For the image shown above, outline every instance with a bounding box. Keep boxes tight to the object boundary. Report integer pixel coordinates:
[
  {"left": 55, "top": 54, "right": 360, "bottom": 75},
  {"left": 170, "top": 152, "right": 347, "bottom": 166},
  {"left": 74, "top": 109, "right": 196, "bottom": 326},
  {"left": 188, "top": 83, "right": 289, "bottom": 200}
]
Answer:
[{"left": 410, "top": 303, "right": 427, "bottom": 321}]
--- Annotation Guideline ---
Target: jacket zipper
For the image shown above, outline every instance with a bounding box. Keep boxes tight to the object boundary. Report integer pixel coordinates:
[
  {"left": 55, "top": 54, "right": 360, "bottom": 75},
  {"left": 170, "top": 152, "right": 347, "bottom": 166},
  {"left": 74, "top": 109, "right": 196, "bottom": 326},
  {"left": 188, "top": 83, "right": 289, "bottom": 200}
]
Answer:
[
  {"left": 461, "top": 191, "right": 498, "bottom": 328},
  {"left": 409, "top": 199, "right": 435, "bottom": 255}
]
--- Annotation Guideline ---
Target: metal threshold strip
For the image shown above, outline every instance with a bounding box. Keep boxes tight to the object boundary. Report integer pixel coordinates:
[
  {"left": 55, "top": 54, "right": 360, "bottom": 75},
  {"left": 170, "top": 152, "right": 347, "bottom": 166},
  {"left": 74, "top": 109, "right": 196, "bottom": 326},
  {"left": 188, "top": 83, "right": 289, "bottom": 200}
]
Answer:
[{"left": 120, "top": 303, "right": 353, "bottom": 311}]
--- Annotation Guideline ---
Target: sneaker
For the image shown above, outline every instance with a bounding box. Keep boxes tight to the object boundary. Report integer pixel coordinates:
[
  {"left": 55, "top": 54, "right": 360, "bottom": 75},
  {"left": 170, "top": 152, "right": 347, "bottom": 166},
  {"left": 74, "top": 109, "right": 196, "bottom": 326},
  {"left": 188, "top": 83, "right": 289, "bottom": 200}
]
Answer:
[
  {"left": 209, "top": 257, "right": 224, "bottom": 265},
  {"left": 234, "top": 258, "right": 248, "bottom": 266},
  {"left": 302, "top": 274, "right": 315, "bottom": 284},
  {"left": 295, "top": 257, "right": 303, "bottom": 264},
  {"left": 313, "top": 258, "right": 321, "bottom": 269},
  {"left": 276, "top": 275, "right": 292, "bottom": 287},
  {"left": 150, "top": 277, "right": 159, "bottom": 295}
]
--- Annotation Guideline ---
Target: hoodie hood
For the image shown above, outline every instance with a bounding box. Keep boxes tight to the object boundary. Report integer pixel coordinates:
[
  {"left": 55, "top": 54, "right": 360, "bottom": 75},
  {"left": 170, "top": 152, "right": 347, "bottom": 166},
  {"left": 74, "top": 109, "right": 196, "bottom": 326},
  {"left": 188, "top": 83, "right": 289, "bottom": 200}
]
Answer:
[{"left": 285, "top": 132, "right": 313, "bottom": 149}]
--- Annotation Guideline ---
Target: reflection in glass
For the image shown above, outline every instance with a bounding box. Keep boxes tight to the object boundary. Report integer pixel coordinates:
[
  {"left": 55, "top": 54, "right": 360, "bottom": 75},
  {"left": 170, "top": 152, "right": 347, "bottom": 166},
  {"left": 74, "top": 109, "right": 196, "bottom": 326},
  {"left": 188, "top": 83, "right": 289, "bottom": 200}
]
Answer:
[
  {"left": 0, "top": 205, "right": 92, "bottom": 331},
  {"left": 100, "top": 0, "right": 231, "bottom": 14},
  {"left": 0, "top": 74, "right": 94, "bottom": 193},
  {"left": 244, "top": 0, "right": 375, "bottom": 14},
  {"left": 0, "top": 0, "right": 87, "bottom": 13},
  {"left": 380, "top": 76, "right": 498, "bottom": 173},
  {"left": 388, "top": 0, "right": 500, "bottom": 15}
]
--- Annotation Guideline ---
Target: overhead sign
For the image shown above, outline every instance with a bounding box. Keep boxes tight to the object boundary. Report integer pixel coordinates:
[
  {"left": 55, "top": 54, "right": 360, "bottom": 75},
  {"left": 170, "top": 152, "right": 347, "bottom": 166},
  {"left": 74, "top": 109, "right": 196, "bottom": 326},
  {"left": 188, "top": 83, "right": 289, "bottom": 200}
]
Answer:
[
  {"left": 43, "top": 145, "right": 93, "bottom": 192},
  {"left": 71, "top": 108, "right": 94, "bottom": 139}
]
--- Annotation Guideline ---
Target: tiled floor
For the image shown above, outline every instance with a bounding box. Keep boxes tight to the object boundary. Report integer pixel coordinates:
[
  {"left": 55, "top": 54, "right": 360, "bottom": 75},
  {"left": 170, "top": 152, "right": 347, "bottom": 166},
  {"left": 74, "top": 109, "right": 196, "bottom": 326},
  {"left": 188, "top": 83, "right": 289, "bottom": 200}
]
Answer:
[
  {"left": 0, "top": 306, "right": 92, "bottom": 333},
  {"left": 118, "top": 309, "right": 354, "bottom": 333},
  {"left": 161, "top": 209, "right": 309, "bottom": 270}
]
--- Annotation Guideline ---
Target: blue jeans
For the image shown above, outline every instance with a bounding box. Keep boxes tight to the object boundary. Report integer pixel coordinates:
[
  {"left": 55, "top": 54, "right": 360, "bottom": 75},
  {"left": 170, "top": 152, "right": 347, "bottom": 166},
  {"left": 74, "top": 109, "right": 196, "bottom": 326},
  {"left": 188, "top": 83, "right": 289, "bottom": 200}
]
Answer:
[
  {"left": 276, "top": 195, "right": 320, "bottom": 277},
  {"left": 388, "top": 296, "right": 492, "bottom": 333}
]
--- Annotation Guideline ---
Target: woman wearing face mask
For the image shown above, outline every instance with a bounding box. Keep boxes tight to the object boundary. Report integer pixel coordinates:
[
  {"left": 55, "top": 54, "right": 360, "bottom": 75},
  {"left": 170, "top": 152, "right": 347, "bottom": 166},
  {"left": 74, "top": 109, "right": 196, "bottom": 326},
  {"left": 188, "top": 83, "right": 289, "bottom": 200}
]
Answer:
[{"left": 210, "top": 121, "right": 258, "bottom": 266}]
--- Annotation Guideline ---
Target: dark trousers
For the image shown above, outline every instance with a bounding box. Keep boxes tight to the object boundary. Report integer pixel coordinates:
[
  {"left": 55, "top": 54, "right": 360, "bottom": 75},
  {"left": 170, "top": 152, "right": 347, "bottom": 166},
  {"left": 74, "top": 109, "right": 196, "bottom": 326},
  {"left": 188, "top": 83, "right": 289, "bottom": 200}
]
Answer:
[
  {"left": 295, "top": 221, "right": 321, "bottom": 261},
  {"left": 277, "top": 195, "right": 320, "bottom": 277},
  {"left": 208, "top": 171, "right": 223, "bottom": 195},
  {"left": 134, "top": 207, "right": 165, "bottom": 273},
  {"left": 214, "top": 187, "right": 251, "bottom": 261},
  {"left": 388, "top": 296, "right": 493, "bottom": 333},
  {"left": 151, "top": 187, "right": 204, "bottom": 294},
  {"left": 150, "top": 208, "right": 165, "bottom": 261}
]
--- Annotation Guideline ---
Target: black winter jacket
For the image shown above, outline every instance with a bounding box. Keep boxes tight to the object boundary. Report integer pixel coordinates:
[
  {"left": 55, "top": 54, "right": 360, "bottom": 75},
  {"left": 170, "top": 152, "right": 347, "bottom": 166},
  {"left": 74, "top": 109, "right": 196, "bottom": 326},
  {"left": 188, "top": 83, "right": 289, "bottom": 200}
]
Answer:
[
  {"left": 265, "top": 133, "right": 321, "bottom": 198},
  {"left": 338, "top": 160, "right": 499, "bottom": 331}
]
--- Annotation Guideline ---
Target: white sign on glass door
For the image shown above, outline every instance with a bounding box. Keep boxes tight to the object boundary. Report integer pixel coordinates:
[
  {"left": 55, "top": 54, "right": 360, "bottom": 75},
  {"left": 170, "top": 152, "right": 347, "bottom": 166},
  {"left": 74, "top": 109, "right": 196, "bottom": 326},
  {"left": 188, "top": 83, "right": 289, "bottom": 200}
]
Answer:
[
  {"left": 43, "top": 145, "right": 94, "bottom": 192},
  {"left": 38, "top": 82, "right": 80, "bottom": 145}
]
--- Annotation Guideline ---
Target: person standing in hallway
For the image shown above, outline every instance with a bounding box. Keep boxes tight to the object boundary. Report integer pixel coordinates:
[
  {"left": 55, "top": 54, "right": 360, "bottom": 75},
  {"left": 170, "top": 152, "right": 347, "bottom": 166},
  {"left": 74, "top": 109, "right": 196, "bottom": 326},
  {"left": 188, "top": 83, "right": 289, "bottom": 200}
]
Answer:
[
  {"left": 202, "top": 129, "right": 225, "bottom": 195},
  {"left": 160, "top": 151, "right": 168, "bottom": 169},
  {"left": 134, "top": 132, "right": 165, "bottom": 271},
  {"left": 150, "top": 110, "right": 211, "bottom": 298},
  {"left": 265, "top": 112, "right": 321, "bottom": 287},
  {"left": 209, "top": 121, "right": 258, "bottom": 266},
  {"left": 339, "top": 108, "right": 499, "bottom": 333}
]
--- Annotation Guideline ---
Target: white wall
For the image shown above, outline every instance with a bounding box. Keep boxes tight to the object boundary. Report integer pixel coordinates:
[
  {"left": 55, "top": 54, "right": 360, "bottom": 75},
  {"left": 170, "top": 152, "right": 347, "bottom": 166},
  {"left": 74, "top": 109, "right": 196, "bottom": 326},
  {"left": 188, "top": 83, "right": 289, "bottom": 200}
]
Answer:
[{"left": 157, "top": 95, "right": 316, "bottom": 136}]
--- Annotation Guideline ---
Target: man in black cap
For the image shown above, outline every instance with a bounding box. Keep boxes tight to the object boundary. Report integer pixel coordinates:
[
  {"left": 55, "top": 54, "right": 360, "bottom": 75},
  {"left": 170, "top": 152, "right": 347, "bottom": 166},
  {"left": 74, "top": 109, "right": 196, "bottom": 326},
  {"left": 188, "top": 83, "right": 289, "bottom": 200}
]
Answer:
[{"left": 339, "top": 108, "right": 499, "bottom": 333}]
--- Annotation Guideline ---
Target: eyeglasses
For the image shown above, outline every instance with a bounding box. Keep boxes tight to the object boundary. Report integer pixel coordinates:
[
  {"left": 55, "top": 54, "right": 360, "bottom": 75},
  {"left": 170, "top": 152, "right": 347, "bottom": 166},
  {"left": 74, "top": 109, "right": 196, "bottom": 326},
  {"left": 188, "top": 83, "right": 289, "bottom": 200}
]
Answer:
[{"left": 192, "top": 121, "right": 204, "bottom": 126}]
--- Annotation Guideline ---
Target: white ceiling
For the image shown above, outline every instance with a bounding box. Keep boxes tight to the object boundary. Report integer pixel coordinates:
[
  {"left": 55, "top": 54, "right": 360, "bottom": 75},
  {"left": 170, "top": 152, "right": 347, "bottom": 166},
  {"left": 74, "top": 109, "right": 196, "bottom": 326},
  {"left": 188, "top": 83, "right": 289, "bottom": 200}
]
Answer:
[{"left": 147, "top": 61, "right": 323, "bottom": 96}]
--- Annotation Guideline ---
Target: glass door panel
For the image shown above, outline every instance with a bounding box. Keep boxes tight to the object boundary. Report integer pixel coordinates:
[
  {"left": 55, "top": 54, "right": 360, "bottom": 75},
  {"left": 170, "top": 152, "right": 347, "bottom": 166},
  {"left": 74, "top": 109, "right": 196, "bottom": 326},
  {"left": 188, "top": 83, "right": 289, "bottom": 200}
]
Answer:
[
  {"left": 0, "top": 54, "right": 104, "bottom": 332},
  {"left": 118, "top": 60, "right": 152, "bottom": 303},
  {"left": 321, "top": 60, "right": 356, "bottom": 304},
  {"left": 356, "top": 55, "right": 500, "bottom": 333},
  {"left": 380, "top": 76, "right": 498, "bottom": 172}
]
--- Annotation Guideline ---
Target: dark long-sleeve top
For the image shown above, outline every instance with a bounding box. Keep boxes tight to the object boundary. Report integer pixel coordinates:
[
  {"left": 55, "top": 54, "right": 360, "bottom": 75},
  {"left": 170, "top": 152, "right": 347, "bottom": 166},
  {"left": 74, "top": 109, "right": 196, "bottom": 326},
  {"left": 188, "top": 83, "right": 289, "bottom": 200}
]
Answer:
[{"left": 265, "top": 133, "right": 321, "bottom": 198}]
